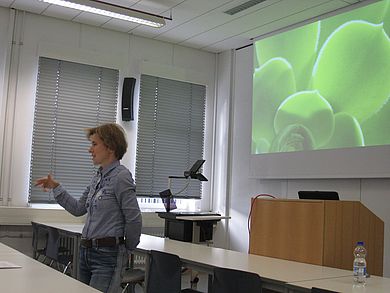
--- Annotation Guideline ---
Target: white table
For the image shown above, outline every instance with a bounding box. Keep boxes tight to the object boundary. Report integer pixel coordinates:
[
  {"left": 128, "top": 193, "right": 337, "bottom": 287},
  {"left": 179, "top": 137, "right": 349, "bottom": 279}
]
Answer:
[
  {"left": 175, "top": 215, "right": 231, "bottom": 221},
  {"left": 156, "top": 212, "right": 229, "bottom": 243},
  {"left": 31, "top": 221, "right": 84, "bottom": 278},
  {"left": 0, "top": 242, "right": 21, "bottom": 254},
  {"left": 32, "top": 222, "right": 368, "bottom": 293},
  {"left": 31, "top": 221, "right": 84, "bottom": 235},
  {"left": 136, "top": 234, "right": 352, "bottom": 292},
  {"left": 0, "top": 242, "right": 101, "bottom": 293},
  {"left": 287, "top": 275, "right": 390, "bottom": 293}
]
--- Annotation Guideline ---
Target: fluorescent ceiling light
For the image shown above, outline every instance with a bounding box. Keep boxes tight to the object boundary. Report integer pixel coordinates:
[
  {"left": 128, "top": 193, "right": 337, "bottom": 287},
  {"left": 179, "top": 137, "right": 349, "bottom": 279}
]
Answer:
[{"left": 40, "top": 0, "right": 166, "bottom": 28}]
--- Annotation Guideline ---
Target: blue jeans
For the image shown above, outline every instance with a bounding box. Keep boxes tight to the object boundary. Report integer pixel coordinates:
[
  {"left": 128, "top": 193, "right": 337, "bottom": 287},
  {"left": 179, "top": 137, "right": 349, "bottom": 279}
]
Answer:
[{"left": 79, "top": 244, "right": 127, "bottom": 293}]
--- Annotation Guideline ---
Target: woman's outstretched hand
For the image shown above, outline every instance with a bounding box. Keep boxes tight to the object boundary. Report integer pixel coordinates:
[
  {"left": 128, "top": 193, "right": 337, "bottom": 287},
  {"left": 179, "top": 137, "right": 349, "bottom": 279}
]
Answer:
[{"left": 35, "top": 174, "right": 59, "bottom": 191}]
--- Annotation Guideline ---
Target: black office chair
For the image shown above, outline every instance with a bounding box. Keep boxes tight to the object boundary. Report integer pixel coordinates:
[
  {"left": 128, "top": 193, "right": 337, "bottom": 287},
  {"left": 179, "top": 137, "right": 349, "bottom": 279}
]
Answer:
[
  {"left": 31, "top": 222, "right": 49, "bottom": 262},
  {"left": 121, "top": 253, "right": 145, "bottom": 293},
  {"left": 121, "top": 267, "right": 145, "bottom": 293},
  {"left": 146, "top": 250, "right": 203, "bottom": 293},
  {"left": 45, "top": 227, "right": 73, "bottom": 274},
  {"left": 211, "top": 266, "right": 262, "bottom": 293},
  {"left": 312, "top": 288, "right": 340, "bottom": 293}
]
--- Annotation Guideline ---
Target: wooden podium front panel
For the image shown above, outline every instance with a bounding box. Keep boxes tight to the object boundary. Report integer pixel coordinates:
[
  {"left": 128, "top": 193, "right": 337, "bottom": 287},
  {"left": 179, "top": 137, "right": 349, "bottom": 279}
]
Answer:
[
  {"left": 249, "top": 199, "right": 325, "bottom": 265},
  {"left": 357, "top": 203, "right": 384, "bottom": 276},
  {"left": 323, "top": 201, "right": 384, "bottom": 276},
  {"left": 323, "top": 201, "right": 356, "bottom": 270},
  {"left": 249, "top": 199, "right": 384, "bottom": 275}
]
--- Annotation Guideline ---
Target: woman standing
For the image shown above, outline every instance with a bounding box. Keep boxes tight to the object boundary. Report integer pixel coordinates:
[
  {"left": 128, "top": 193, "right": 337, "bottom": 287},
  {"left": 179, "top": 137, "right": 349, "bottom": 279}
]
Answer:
[{"left": 36, "top": 123, "right": 142, "bottom": 293}]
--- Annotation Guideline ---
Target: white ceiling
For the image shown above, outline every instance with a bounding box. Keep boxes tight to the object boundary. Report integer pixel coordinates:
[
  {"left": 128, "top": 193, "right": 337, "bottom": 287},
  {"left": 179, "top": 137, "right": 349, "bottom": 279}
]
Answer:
[{"left": 0, "top": 0, "right": 367, "bottom": 53}]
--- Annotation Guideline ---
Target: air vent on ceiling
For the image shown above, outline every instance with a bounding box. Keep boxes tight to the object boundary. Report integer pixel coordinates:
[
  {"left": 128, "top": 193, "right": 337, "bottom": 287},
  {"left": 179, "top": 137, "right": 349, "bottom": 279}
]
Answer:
[{"left": 224, "top": 0, "right": 267, "bottom": 15}]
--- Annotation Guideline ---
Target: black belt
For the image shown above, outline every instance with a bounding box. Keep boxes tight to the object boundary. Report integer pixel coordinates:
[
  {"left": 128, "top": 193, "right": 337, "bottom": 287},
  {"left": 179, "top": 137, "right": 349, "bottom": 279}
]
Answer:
[{"left": 80, "top": 237, "right": 125, "bottom": 248}]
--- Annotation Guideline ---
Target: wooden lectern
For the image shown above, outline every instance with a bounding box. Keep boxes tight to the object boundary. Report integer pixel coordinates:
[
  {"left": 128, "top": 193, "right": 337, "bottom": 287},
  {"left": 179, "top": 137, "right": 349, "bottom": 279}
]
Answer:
[{"left": 249, "top": 199, "right": 384, "bottom": 276}]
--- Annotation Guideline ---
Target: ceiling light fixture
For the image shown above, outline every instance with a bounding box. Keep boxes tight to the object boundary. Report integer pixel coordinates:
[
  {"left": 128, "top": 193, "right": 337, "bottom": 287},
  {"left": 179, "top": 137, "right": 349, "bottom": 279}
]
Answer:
[{"left": 40, "top": 0, "right": 166, "bottom": 28}]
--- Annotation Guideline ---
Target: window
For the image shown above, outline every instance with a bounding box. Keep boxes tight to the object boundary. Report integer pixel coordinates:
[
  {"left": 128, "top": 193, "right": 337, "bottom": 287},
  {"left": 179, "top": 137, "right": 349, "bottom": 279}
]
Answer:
[
  {"left": 136, "top": 74, "right": 206, "bottom": 199},
  {"left": 29, "top": 57, "right": 118, "bottom": 203}
]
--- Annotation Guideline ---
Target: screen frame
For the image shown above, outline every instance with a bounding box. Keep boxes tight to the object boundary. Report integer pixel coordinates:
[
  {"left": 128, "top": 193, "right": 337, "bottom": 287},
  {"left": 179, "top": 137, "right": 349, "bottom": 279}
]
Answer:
[
  {"left": 250, "top": 145, "right": 390, "bottom": 179},
  {"left": 249, "top": 0, "right": 390, "bottom": 179}
]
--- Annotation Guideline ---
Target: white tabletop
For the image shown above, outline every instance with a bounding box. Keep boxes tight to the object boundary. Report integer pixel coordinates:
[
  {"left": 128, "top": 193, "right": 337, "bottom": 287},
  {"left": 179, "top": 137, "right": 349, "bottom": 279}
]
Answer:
[
  {"left": 175, "top": 215, "right": 231, "bottom": 221},
  {"left": 0, "top": 242, "right": 101, "bottom": 293},
  {"left": 32, "top": 221, "right": 84, "bottom": 234},
  {"left": 137, "top": 234, "right": 352, "bottom": 284},
  {"left": 287, "top": 275, "right": 390, "bottom": 293},
  {"left": 32, "top": 222, "right": 362, "bottom": 291},
  {"left": 0, "top": 242, "right": 20, "bottom": 254}
]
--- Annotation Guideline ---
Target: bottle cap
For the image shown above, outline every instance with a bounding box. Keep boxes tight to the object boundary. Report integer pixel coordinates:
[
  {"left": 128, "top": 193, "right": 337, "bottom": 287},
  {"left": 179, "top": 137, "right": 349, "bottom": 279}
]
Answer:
[{"left": 357, "top": 241, "right": 364, "bottom": 245}]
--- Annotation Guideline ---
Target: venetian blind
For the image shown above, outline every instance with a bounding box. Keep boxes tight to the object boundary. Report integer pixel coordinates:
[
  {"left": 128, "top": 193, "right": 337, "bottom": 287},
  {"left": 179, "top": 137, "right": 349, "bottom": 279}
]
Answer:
[
  {"left": 29, "top": 57, "right": 118, "bottom": 203},
  {"left": 136, "top": 74, "right": 206, "bottom": 198}
]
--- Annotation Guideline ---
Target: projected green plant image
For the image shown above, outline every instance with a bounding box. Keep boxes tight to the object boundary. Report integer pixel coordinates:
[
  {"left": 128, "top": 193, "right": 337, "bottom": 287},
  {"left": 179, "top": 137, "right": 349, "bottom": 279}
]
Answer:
[{"left": 252, "top": 0, "right": 390, "bottom": 154}]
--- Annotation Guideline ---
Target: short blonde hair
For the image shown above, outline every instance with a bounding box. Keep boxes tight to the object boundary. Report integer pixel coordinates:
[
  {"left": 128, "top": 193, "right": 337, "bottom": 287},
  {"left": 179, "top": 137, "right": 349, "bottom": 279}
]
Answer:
[{"left": 86, "top": 123, "right": 127, "bottom": 160}]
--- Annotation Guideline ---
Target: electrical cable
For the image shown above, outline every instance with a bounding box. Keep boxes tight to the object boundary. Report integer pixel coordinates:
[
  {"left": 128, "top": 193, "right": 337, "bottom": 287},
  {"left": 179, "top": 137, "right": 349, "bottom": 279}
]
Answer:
[
  {"left": 247, "top": 193, "right": 277, "bottom": 239},
  {"left": 172, "top": 177, "right": 191, "bottom": 196}
]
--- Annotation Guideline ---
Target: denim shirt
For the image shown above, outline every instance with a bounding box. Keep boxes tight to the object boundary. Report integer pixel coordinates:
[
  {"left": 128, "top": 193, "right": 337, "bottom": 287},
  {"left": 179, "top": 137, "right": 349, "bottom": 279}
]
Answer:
[{"left": 53, "top": 160, "right": 142, "bottom": 252}]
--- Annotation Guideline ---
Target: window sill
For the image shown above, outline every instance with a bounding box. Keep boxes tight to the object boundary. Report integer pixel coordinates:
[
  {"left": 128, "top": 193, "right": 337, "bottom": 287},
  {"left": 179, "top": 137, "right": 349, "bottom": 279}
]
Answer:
[
  {"left": 0, "top": 205, "right": 84, "bottom": 225},
  {"left": 29, "top": 203, "right": 63, "bottom": 209}
]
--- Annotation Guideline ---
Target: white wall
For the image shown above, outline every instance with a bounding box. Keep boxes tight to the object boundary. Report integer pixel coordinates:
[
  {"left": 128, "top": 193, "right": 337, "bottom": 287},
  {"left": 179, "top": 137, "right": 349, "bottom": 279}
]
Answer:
[
  {"left": 0, "top": 8, "right": 10, "bottom": 131},
  {"left": 209, "top": 50, "right": 233, "bottom": 245},
  {"left": 0, "top": 8, "right": 12, "bottom": 205},
  {"left": 215, "top": 44, "right": 390, "bottom": 276},
  {"left": 0, "top": 7, "right": 216, "bottom": 209}
]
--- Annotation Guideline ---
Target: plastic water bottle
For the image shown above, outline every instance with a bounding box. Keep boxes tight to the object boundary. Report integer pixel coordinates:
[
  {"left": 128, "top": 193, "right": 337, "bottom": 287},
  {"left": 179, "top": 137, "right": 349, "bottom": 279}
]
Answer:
[{"left": 353, "top": 241, "right": 367, "bottom": 284}]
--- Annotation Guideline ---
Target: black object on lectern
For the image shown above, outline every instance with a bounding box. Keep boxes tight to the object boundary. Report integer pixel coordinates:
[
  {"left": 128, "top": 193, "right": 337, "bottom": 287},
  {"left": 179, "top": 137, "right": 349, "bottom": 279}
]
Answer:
[
  {"left": 159, "top": 160, "right": 208, "bottom": 213},
  {"left": 184, "top": 159, "right": 208, "bottom": 181},
  {"left": 298, "top": 191, "right": 339, "bottom": 200}
]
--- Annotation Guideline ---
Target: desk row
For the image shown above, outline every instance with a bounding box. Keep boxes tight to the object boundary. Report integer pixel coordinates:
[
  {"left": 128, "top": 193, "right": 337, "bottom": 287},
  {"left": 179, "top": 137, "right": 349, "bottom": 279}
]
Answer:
[
  {"left": 0, "top": 242, "right": 100, "bottom": 293},
  {"left": 31, "top": 221, "right": 390, "bottom": 293}
]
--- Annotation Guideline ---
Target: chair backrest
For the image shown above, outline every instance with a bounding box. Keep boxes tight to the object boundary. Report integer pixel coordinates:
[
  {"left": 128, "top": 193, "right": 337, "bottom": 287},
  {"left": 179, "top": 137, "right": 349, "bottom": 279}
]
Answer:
[
  {"left": 31, "top": 222, "right": 48, "bottom": 255},
  {"left": 45, "top": 227, "right": 61, "bottom": 261},
  {"left": 146, "top": 250, "right": 182, "bottom": 293},
  {"left": 211, "top": 267, "right": 262, "bottom": 293},
  {"left": 312, "top": 287, "right": 340, "bottom": 293}
]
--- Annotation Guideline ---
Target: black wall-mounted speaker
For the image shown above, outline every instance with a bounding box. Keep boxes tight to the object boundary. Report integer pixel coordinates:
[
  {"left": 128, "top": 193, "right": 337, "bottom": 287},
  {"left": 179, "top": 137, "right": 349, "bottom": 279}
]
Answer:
[{"left": 121, "top": 77, "right": 136, "bottom": 121}]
